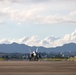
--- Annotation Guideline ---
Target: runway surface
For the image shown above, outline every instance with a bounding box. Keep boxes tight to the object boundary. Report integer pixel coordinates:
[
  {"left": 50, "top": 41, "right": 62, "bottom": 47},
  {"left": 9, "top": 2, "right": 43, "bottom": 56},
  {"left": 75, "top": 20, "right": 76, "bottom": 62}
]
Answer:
[{"left": 0, "top": 61, "right": 76, "bottom": 75}]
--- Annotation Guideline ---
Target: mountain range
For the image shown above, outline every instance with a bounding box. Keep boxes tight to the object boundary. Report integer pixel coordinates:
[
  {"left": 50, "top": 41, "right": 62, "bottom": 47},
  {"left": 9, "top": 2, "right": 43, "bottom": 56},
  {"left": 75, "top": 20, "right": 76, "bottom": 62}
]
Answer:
[{"left": 0, "top": 42, "right": 76, "bottom": 53}]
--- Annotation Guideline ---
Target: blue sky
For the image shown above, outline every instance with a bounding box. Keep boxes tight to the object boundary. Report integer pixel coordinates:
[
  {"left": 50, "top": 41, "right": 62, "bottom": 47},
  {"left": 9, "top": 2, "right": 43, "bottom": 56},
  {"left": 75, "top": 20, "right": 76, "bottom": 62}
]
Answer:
[
  {"left": 0, "top": 22, "right": 76, "bottom": 39},
  {"left": 0, "top": 0, "right": 76, "bottom": 47}
]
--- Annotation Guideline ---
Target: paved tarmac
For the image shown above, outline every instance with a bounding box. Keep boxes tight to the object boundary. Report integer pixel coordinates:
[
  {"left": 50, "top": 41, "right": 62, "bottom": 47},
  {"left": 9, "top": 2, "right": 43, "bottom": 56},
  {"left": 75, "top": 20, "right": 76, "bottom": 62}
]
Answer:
[{"left": 0, "top": 61, "right": 76, "bottom": 75}]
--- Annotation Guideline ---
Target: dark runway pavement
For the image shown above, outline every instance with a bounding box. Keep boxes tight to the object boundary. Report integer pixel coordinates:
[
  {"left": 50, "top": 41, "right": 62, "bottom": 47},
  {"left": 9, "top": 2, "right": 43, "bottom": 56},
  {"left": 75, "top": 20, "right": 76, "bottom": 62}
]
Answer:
[{"left": 0, "top": 61, "right": 76, "bottom": 75}]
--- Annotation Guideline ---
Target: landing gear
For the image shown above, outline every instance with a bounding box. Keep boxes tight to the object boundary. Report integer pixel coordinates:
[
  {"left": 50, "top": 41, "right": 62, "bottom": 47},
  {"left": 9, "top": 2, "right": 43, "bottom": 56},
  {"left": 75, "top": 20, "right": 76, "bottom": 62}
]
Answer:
[
  {"left": 29, "top": 56, "right": 39, "bottom": 61},
  {"left": 28, "top": 53, "right": 41, "bottom": 61}
]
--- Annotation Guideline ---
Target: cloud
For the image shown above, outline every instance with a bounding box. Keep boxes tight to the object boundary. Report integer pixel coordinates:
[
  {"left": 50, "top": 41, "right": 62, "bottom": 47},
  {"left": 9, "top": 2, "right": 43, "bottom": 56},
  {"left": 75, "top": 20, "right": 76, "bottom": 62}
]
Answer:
[
  {"left": 0, "top": 39, "right": 13, "bottom": 44},
  {"left": 16, "top": 36, "right": 38, "bottom": 46},
  {"left": 0, "top": 6, "right": 76, "bottom": 24},
  {"left": 39, "top": 29, "right": 76, "bottom": 47},
  {"left": 0, "top": 0, "right": 51, "bottom": 3},
  {"left": 68, "top": 11, "right": 76, "bottom": 16},
  {"left": 0, "top": 0, "right": 76, "bottom": 24},
  {"left": 0, "top": 29, "right": 75, "bottom": 47},
  {"left": 16, "top": 36, "right": 60, "bottom": 47},
  {"left": 53, "top": 29, "right": 76, "bottom": 47},
  {"left": 0, "top": 29, "right": 76, "bottom": 48},
  {"left": 32, "top": 10, "right": 76, "bottom": 24},
  {"left": 0, "top": 3, "right": 45, "bottom": 22},
  {"left": 0, "top": 7, "right": 76, "bottom": 24},
  {"left": 38, "top": 36, "right": 60, "bottom": 47}
]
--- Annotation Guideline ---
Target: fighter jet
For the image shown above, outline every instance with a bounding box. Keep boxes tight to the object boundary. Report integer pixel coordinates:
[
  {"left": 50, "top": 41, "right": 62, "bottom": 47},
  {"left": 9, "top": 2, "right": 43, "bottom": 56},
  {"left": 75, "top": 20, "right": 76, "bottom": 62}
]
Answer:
[{"left": 28, "top": 48, "right": 41, "bottom": 61}]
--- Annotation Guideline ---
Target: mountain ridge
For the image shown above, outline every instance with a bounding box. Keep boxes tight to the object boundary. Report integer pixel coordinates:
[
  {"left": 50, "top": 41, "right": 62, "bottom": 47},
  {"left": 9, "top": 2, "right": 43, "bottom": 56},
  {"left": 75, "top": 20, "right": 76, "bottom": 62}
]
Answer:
[{"left": 0, "top": 42, "right": 76, "bottom": 53}]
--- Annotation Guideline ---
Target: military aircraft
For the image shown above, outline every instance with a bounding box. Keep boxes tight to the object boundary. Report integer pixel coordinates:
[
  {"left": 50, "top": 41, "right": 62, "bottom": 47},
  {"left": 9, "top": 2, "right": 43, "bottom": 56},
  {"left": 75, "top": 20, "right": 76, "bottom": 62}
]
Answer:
[{"left": 28, "top": 48, "right": 41, "bottom": 61}]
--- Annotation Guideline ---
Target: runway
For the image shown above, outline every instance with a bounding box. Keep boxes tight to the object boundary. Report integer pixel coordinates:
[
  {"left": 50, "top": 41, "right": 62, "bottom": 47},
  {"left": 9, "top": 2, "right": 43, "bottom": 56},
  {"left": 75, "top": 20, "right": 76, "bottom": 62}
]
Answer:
[{"left": 0, "top": 61, "right": 76, "bottom": 75}]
